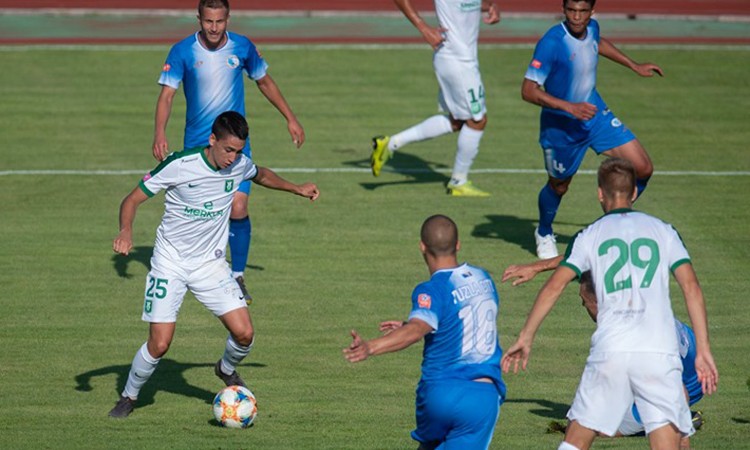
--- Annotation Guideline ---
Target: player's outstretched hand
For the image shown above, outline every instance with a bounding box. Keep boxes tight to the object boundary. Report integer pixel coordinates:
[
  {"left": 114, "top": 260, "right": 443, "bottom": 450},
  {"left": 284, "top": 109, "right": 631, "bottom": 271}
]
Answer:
[
  {"left": 113, "top": 232, "right": 133, "bottom": 256},
  {"left": 502, "top": 264, "right": 538, "bottom": 286},
  {"left": 343, "top": 330, "right": 371, "bottom": 363},
  {"left": 500, "top": 339, "right": 532, "bottom": 374},
  {"left": 634, "top": 62, "right": 664, "bottom": 77},
  {"left": 288, "top": 119, "right": 305, "bottom": 148},
  {"left": 296, "top": 183, "right": 319, "bottom": 201},
  {"left": 379, "top": 320, "right": 404, "bottom": 335}
]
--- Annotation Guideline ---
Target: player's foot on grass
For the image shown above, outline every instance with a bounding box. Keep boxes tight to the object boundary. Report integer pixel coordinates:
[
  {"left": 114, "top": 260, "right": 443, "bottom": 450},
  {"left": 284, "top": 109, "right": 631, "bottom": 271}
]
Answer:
[
  {"left": 446, "top": 180, "right": 490, "bottom": 197},
  {"left": 108, "top": 396, "right": 135, "bottom": 418},
  {"left": 371, "top": 136, "right": 391, "bottom": 177},
  {"left": 215, "top": 360, "right": 247, "bottom": 388},
  {"left": 535, "top": 227, "right": 558, "bottom": 259},
  {"left": 235, "top": 276, "right": 252, "bottom": 305},
  {"left": 692, "top": 410, "right": 704, "bottom": 430}
]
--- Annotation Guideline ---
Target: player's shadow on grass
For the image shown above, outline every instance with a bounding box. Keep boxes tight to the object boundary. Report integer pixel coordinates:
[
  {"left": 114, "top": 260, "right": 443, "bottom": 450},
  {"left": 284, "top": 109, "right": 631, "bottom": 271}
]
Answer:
[
  {"left": 471, "top": 215, "right": 581, "bottom": 256},
  {"left": 112, "top": 246, "right": 264, "bottom": 279},
  {"left": 112, "top": 246, "right": 153, "bottom": 279},
  {"left": 343, "top": 153, "right": 451, "bottom": 190},
  {"left": 75, "top": 359, "right": 267, "bottom": 410},
  {"left": 505, "top": 398, "right": 569, "bottom": 420}
]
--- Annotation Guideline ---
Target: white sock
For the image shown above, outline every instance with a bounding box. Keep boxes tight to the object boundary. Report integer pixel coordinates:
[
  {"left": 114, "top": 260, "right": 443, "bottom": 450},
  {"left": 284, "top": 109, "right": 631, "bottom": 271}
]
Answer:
[
  {"left": 450, "top": 125, "right": 484, "bottom": 185},
  {"left": 557, "top": 442, "right": 580, "bottom": 450},
  {"left": 220, "top": 335, "right": 253, "bottom": 375},
  {"left": 122, "top": 343, "right": 160, "bottom": 400},
  {"left": 232, "top": 271, "right": 244, "bottom": 279},
  {"left": 389, "top": 115, "right": 453, "bottom": 151}
]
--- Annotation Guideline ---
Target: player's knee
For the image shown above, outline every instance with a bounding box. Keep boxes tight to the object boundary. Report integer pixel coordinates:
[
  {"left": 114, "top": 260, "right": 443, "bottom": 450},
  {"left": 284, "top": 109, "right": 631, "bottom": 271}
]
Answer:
[
  {"left": 636, "top": 159, "right": 654, "bottom": 179},
  {"left": 232, "top": 328, "right": 254, "bottom": 347},
  {"left": 550, "top": 180, "right": 570, "bottom": 196},
  {"left": 466, "top": 115, "right": 487, "bottom": 130},
  {"left": 147, "top": 340, "right": 172, "bottom": 358}
]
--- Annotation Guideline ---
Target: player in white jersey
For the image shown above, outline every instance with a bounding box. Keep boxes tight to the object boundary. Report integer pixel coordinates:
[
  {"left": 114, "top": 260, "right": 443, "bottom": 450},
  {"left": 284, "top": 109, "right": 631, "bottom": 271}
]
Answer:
[
  {"left": 153, "top": 0, "right": 305, "bottom": 302},
  {"left": 108, "top": 112, "right": 319, "bottom": 418},
  {"left": 523, "top": 0, "right": 664, "bottom": 259},
  {"left": 344, "top": 215, "right": 505, "bottom": 449},
  {"left": 370, "top": 0, "right": 500, "bottom": 197},
  {"left": 501, "top": 158, "right": 717, "bottom": 450}
]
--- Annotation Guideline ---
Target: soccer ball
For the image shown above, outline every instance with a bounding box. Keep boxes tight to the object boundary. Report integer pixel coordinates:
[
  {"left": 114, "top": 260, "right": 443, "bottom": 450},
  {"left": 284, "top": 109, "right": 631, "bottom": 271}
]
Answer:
[{"left": 212, "top": 385, "right": 257, "bottom": 428}]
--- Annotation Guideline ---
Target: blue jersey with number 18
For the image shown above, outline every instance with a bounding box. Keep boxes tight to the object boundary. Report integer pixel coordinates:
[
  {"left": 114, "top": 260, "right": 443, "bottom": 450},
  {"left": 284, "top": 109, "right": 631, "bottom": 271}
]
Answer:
[{"left": 408, "top": 263, "right": 506, "bottom": 398}]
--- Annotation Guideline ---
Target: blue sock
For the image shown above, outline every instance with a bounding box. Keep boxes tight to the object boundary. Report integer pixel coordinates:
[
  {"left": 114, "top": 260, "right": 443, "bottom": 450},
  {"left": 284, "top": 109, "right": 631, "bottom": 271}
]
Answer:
[
  {"left": 538, "top": 184, "right": 562, "bottom": 237},
  {"left": 229, "top": 216, "right": 251, "bottom": 273},
  {"left": 636, "top": 176, "right": 650, "bottom": 199}
]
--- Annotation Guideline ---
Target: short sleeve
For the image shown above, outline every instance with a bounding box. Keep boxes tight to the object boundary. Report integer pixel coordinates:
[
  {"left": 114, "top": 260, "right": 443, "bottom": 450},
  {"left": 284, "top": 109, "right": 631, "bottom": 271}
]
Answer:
[
  {"left": 139, "top": 157, "right": 181, "bottom": 197},
  {"left": 560, "top": 229, "right": 588, "bottom": 278},
  {"left": 525, "top": 33, "right": 557, "bottom": 86},
  {"left": 407, "top": 284, "right": 439, "bottom": 331},
  {"left": 158, "top": 44, "right": 185, "bottom": 89},
  {"left": 666, "top": 224, "right": 691, "bottom": 272},
  {"left": 244, "top": 41, "right": 269, "bottom": 81}
]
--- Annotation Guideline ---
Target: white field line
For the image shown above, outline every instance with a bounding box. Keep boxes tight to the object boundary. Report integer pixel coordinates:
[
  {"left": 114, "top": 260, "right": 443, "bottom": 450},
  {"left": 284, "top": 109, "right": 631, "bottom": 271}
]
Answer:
[
  {"left": 1, "top": 168, "right": 749, "bottom": 176},
  {"left": 1, "top": 9, "right": 749, "bottom": 22},
  {"left": 1, "top": 43, "right": 749, "bottom": 52}
]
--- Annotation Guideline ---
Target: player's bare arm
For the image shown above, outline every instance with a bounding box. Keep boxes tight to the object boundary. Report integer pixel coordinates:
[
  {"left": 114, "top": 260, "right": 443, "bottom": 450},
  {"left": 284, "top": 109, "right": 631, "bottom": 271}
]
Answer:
[
  {"left": 379, "top": 320, "right": 405, "bottom": 334},
  {"left": 393, "top": 0, "right": 447, "bottom": 50},
  {"left": 673, "top": 263, "right": 719, "bottom": 395},
  {"left": 252, "top": 166, "right": 319, "bottom": 201},
  {"left": 502, "top": 255, "right": 564, "bottom": 286},
  {"left": 343, "top": 319, "right": 432, "bottom": 363},
  {"left": 255, "top": 74, "right": 305, "bottom": 148},
  {"left": 521, "top": 78, "right": 597, "bottom": 121},
  {"left": 598, "top": 37, "right": 664, "bottom": 77},
  {"left": 153, "top": 85, "right": 178, "bottom": 161},
  {"left": 482, "top": 1, "right": 500, "bottom": 24},
  {"left": 501, "top": 266, "right": 576, "bottom": 373},
  {"left": 113, "top": 187, "right": 150, "bottom": 256}
]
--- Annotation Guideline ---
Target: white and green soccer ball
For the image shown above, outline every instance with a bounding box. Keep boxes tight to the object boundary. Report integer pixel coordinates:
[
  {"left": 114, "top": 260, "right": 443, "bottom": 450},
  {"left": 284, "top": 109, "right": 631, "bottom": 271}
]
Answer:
[{"left": 212, "top": 385, "right": 257, "bottom": 428}]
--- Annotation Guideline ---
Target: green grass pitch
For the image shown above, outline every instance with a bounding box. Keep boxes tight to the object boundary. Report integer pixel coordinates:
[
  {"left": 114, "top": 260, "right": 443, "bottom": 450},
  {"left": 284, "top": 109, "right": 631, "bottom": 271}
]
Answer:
[{"left": 0, "top": 45, "right": 749, "bottom": 449}]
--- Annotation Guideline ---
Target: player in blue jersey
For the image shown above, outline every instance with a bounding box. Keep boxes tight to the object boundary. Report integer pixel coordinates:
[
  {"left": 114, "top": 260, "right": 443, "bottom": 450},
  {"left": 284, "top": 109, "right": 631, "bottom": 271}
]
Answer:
[
  {"left": 343, "top": 215, "right": 506, "bottom": 449},
  {"left": 523, "top": 0, "right": 663, "bottom": 259},
  {"left": 153, "top": 0, "right": 305, "bottom": 301}
]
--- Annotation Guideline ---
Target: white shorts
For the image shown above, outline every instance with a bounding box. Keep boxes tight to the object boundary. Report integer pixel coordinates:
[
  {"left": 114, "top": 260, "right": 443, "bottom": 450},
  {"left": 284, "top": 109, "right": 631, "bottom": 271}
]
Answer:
[
  {"left": 567, "top": 352, "right": 694, "bottom": 437},
  {"left": 141, "top": 254, "right": 247, "bottom": 323},
  {"left": 617, "top": 406, "right": 645, "bottom": 436},
  {"left": 433, "top": 53, "right": 486, "bottom": 121}
]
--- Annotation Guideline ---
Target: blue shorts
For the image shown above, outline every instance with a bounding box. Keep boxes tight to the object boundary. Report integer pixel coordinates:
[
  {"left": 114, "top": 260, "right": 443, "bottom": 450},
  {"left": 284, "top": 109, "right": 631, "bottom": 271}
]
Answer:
[
  {"left": 238, "top": 141, "right": 253, "bottom": 195},
  {"left": 539, "top": 108, "right": 636, "bottom": 179},
  {"left": 411, "top": 380, "right": 502, "bottom": 450}
]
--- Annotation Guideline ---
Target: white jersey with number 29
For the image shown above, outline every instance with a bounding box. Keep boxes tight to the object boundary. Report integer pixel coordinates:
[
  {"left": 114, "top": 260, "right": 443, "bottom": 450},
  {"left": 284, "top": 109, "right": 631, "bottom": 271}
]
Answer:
[{"left": 561, "top": 208, "right": 692, "bottom": 355}]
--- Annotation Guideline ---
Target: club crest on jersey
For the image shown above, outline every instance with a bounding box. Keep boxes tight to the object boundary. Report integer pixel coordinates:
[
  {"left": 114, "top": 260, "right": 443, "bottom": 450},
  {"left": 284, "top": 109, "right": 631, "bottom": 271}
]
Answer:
[
  {"left": 417, "top": 293, "right": 432, "bottom": 309},
  {"left": 227, "top": 55, "right": 240, "bottom": 69},
  {"left": 225, "top": 180, "right": 234, "bottom": 192},
  {"left": 531, "top": 59, "right": 542, "bottom": 69}
]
